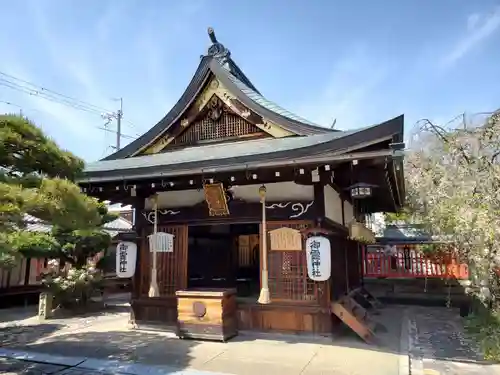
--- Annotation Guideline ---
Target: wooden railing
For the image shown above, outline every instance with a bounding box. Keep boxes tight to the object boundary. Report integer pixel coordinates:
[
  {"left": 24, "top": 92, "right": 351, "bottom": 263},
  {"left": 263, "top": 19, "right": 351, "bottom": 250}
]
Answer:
[
  {"left": 0, "top": 258, "right": 47, "bottom": 290},
  {"left": 362, "top": 248, "right": 469, "bottom": 279}
]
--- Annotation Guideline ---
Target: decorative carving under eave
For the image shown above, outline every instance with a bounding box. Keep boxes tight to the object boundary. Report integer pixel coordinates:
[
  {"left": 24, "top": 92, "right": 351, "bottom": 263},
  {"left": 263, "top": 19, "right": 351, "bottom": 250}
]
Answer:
[
  {"left": 142, "top": 209, "right": 181, "bottom": 224},
  {"left": 141, "top": 133, "right": 174, "bottom": 154},
  {"left": 203, "top": 182, "right": 230, "bottom": 216},
  {"left": 265, "top": 201, "right": 314, "bottom": 219},
  {"left": 207, "top": 96, "right": 224, "bottom": 122}
]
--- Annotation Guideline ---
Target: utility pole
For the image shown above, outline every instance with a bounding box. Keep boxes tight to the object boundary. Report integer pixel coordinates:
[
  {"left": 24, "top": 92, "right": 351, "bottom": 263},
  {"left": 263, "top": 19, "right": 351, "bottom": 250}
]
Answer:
[
  {"left": 101, "top": 97, "right": 123, "bottom": 151},
  {"left": 116, "top": 98, "right": 123, "bottom": 150}
]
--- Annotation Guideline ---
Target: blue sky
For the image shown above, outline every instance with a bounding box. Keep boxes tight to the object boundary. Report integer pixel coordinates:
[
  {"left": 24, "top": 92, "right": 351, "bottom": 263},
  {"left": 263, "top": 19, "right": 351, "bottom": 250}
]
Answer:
[{"left": 1, "top": 0, "right": 499, "bottom": 162}]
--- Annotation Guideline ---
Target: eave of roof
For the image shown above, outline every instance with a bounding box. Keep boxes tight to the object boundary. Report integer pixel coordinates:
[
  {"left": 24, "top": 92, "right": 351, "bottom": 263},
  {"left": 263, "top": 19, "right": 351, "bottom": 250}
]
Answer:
[
  {"left": 102, "top": 56, "right": 213, "bottom": 161},
  {"left": 211, "top": 60, "right": 332, "bottom": 135},
  {"left": 80, "top": 115, "right": 404, "bottom": 183}
]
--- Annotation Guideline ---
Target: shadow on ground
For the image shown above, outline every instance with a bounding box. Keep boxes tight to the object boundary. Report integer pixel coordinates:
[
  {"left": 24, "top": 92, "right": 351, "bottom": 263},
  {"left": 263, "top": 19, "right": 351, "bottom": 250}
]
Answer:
[
  {"left": 9, "top": 330, "right": 200, "bottom": 369},
  {"left": 0, "top": 324, "right": 64, "bottom": 346},
  {"left": 2, "top": 303, "right": 489, "bottom": 375},
  {"left": 0, "top": 305, "right": 407, "bottom": 375}
]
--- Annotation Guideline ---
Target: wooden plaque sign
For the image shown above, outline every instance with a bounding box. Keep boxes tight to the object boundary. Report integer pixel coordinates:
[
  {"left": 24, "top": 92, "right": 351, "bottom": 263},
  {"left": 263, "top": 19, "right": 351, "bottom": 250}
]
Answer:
[
  {"left": 269, "top": 227, "right": 302, "bottom": 251},
  {"left": 203, "top": 183, "right": 230, "bottom": 216}
]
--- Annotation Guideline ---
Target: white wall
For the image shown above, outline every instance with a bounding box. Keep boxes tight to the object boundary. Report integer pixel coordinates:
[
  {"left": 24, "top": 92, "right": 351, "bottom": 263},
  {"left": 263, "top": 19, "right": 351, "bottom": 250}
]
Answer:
[
  {"left": 323, "top": 185, "right": 343, "bottom": 225},
  {"left": 344, "top": 200, "right": 354, "bottom": 224},
  {"left": 144, "top": 182, "right": 314, "bottom": 209}
]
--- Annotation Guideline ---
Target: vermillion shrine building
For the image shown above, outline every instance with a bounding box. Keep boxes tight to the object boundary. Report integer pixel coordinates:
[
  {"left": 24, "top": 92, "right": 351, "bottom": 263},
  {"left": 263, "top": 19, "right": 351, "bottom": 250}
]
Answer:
[{"left": 79, "top": 28, "right": 405, "bottom": 341}]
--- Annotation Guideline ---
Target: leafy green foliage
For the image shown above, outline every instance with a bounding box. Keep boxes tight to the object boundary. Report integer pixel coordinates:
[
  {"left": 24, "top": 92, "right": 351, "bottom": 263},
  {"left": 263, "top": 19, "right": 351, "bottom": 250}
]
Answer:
[
  {"left": 0, "top": 114, "right": 116, "bottom": 270},
  {"left": 383, "top": 207, "right": 414, "bottom": 224},
  {"left": 0, "top": 114, "right": 84, "bottom": 182},
  {"left": 465, "top": 310, "right": 500, "bottom": 361}
]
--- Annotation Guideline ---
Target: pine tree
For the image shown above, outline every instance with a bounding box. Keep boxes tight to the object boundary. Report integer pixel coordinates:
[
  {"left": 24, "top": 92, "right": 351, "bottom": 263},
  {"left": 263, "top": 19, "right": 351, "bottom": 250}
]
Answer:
[{"left": 0, "top": 114, "right": 116, "bottom": 268}]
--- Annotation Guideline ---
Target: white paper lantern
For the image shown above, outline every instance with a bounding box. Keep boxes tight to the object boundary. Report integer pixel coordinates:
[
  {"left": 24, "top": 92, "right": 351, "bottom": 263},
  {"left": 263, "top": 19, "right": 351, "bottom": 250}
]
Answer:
[
  {"left": 148, "top": 232, "right": 175, "bottom": 253},
  {"left": 305, "top": 236, "right": 331, "bottom": 281},
  {"left": 116, "top": 241, "right": 137, "bottom": 278}
]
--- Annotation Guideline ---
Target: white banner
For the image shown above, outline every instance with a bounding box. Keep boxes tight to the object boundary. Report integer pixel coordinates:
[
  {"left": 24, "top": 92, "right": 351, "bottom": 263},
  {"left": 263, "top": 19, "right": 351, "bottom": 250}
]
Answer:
[
  {"left": 116, "top": 241, "right": 137, "bottom": 278},
  {"left": 305, "top": 236, "right": 331, "bottom": 281}
]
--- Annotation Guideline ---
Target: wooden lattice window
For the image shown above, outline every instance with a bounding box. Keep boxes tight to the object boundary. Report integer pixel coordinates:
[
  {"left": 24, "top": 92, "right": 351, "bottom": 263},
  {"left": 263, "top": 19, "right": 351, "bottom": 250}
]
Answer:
[
  {"left": 265, "top": 221, "right": 328, "bottom": 304},
  {"left": 139, "top": 225, "right": 188, "bottom": 297},
  {"left": 172, "top": 98, "right": 266, "bottom": 146}
]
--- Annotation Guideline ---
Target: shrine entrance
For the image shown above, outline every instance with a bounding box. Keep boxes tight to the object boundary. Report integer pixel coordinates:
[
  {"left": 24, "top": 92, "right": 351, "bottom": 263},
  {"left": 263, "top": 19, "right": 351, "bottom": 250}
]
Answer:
[{"left": 187, "top": 223, "right": 260, "bottom": 298}]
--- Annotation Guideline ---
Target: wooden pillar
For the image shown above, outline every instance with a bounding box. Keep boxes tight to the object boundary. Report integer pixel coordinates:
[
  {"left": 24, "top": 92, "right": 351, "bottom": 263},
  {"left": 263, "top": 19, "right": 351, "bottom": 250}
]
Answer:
[
  {"left": 313, "top": 182, "right": 325, "bottom": 221},
  {"left": 132, "top": 195, "right": 146, "bottom": 301}
]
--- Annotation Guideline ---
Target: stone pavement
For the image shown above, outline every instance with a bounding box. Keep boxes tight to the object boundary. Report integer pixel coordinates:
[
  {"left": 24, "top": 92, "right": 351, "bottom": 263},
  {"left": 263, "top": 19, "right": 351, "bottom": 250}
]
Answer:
[
  {"left": 0, "top": 303, "right": 404, "bottom": 375},
  {"left": 0, "top": 348, "right": 227, "bottom": 374},
  {"left": 406, "top": 306, "right": 500, "bottom": 375}
]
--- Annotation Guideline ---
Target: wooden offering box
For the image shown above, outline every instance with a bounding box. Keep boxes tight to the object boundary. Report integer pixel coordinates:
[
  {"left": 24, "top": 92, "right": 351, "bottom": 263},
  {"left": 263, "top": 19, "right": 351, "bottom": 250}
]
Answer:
[{"left": 175, "top": 288, "right": 237, "bottom": 341}]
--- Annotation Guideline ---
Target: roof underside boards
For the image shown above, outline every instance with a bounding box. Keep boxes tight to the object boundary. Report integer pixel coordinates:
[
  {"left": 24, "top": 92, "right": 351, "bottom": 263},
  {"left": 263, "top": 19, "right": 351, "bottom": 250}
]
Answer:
[
  {"left": 103, "top": 53, "right": 334, "bottom": 161},
  {"left": 81, "top": 115, "right": 403, "bottom": 182}
]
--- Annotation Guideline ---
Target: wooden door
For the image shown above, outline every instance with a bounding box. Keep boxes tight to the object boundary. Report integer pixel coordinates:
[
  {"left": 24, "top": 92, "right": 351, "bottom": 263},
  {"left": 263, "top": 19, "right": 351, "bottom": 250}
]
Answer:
[{"left": 139, "top": 225, "right": 188, "bottom": 297}]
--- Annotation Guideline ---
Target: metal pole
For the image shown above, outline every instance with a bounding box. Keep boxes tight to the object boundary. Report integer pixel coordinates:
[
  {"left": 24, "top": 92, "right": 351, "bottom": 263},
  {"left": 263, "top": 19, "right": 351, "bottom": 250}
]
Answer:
[
  {"left": 116, "top": 98, "right": 123, "bottom": 150},
  {"left": 148, "top": 194, "right": 160, "bottom": 297},
  {"left": 258, "top": 185, "right": 271, "bottom": 304}
]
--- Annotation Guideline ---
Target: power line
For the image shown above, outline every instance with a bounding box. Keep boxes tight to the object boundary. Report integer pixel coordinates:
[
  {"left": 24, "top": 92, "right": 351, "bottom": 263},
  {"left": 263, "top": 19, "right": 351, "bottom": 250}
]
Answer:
[
  {"left": 0, "top": 71, "right": 144, "bottom": 146},
  {"left": 0, "top": 77, "right": 106, "bottom": 116},
  {"left": 0, "top": 99, "right": 137, "bottom": 140},
  {"left": 0, "top": 71, "right": 111, "bottom": 114},
  {"left": 0, "top": 71, "right": 141, "bottom": 130}
]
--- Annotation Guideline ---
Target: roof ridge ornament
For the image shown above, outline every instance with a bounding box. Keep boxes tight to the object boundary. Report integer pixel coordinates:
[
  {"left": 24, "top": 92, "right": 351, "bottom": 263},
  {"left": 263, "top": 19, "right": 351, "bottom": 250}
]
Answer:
[{"left": 207, "top": 27, "right": 231, "bottom": 65}]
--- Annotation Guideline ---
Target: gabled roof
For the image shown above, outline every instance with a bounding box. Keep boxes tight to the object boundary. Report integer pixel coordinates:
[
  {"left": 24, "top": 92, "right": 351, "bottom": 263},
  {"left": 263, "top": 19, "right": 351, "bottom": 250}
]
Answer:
[
  {"left": 104, "top": 28, "right": 334, "bottom": 161},
  {"left": 24, "top": 214, "right": 132, "bottom": 238},
  {"left": 82, "top": 115, "right": 404, "bottom": 182},
  {"left": 375, "top": 224, "right": 453, "bottom": 244}
]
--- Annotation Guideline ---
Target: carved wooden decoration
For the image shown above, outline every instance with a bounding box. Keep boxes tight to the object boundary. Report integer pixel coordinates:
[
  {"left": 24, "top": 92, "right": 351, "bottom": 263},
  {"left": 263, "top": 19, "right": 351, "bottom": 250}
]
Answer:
[
  {"left": 207, "top": 95, "right": 223, "bottom": 122},
  {"left": 171, "top": 97, "right": 267, "bottom": 148},
  {"left": 203, "top": 183, "right": 230, "bottom": 216},
  {"left": 269, "top": 227, "right": 303, "bottom": 251}
]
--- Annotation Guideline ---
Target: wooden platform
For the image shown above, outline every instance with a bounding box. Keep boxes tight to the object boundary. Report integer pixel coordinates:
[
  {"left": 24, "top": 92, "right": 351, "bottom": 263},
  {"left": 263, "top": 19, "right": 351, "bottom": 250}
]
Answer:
[{"left": 176, "top": 288, "right": 238, "bottom": 342}]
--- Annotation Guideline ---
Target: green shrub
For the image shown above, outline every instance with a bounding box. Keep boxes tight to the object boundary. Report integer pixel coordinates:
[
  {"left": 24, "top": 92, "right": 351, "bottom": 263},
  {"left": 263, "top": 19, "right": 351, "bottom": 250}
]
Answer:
[
  {"left": 41, "top": 259, "right": 103, "bottom": 309},
  {"left": 465, "top": 308, "right": 500, "bottom": 361}
]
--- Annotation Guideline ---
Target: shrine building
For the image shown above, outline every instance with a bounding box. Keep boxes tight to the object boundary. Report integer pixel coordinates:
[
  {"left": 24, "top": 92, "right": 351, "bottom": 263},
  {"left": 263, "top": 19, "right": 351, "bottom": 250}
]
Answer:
[{"left": 79, "top": 28, "right": 405, "bottom": 340}]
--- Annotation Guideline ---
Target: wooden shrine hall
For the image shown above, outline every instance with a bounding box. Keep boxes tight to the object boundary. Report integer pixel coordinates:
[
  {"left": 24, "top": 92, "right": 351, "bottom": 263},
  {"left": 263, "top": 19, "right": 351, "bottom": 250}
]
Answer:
[{"left": 79, "top": 28, "right": 405, "bottom": 341}]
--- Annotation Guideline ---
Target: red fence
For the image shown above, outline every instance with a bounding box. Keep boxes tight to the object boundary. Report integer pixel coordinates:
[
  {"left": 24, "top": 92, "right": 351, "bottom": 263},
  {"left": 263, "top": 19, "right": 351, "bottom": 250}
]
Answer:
[{"left": 362, "top": 246, "right": 469, "bottom": 279}]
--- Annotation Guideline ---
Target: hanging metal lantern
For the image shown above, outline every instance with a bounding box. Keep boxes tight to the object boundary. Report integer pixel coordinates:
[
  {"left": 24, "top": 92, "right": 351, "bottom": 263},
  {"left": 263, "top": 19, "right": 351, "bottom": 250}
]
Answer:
[{"left": 347, "top": 182, "right": 377, "bottom": 199}]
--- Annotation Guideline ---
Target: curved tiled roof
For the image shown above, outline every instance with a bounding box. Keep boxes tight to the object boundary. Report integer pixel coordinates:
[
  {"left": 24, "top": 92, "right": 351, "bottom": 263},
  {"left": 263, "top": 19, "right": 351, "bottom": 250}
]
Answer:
[
  {"left": 103, "top": 31, "right": 334, "bottom": 161},
  {"left": 82, "top": 115, "right": 404, "bottom": 182}
]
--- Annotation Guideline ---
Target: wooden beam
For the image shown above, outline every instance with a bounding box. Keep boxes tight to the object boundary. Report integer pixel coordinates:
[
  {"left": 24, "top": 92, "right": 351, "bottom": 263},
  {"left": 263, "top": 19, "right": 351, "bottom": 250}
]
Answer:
[{"left": 140, "top": 200, "right": 317, "bottom": 225}]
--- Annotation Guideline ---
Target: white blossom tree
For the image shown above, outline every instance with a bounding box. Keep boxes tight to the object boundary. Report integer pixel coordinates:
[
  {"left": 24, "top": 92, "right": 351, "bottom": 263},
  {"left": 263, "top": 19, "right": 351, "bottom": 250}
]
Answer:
[{"left": 405, "top": 111, "right": 500, "bottom": 306}]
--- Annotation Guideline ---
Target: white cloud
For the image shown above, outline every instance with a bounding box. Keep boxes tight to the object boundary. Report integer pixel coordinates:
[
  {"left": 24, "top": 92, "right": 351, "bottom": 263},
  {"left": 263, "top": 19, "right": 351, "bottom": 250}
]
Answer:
[
  {"left": 467, "top": 13, "right": 481, "bottom": 31},
  {"left": 30, "top": 3, "right": 113, "bottom": 107},
  {"left": 441, "top": 6, "right": 500, "bottom": 67},
  {"left": 294, "top": 45, "right": 394, "bottom": 130}
]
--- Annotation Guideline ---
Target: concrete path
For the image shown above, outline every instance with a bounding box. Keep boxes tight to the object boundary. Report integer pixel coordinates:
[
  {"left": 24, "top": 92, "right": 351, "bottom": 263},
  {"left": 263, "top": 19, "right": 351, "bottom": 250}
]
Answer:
[{"left": 0, "top": 303, "right": 403, "bottom": 375}]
